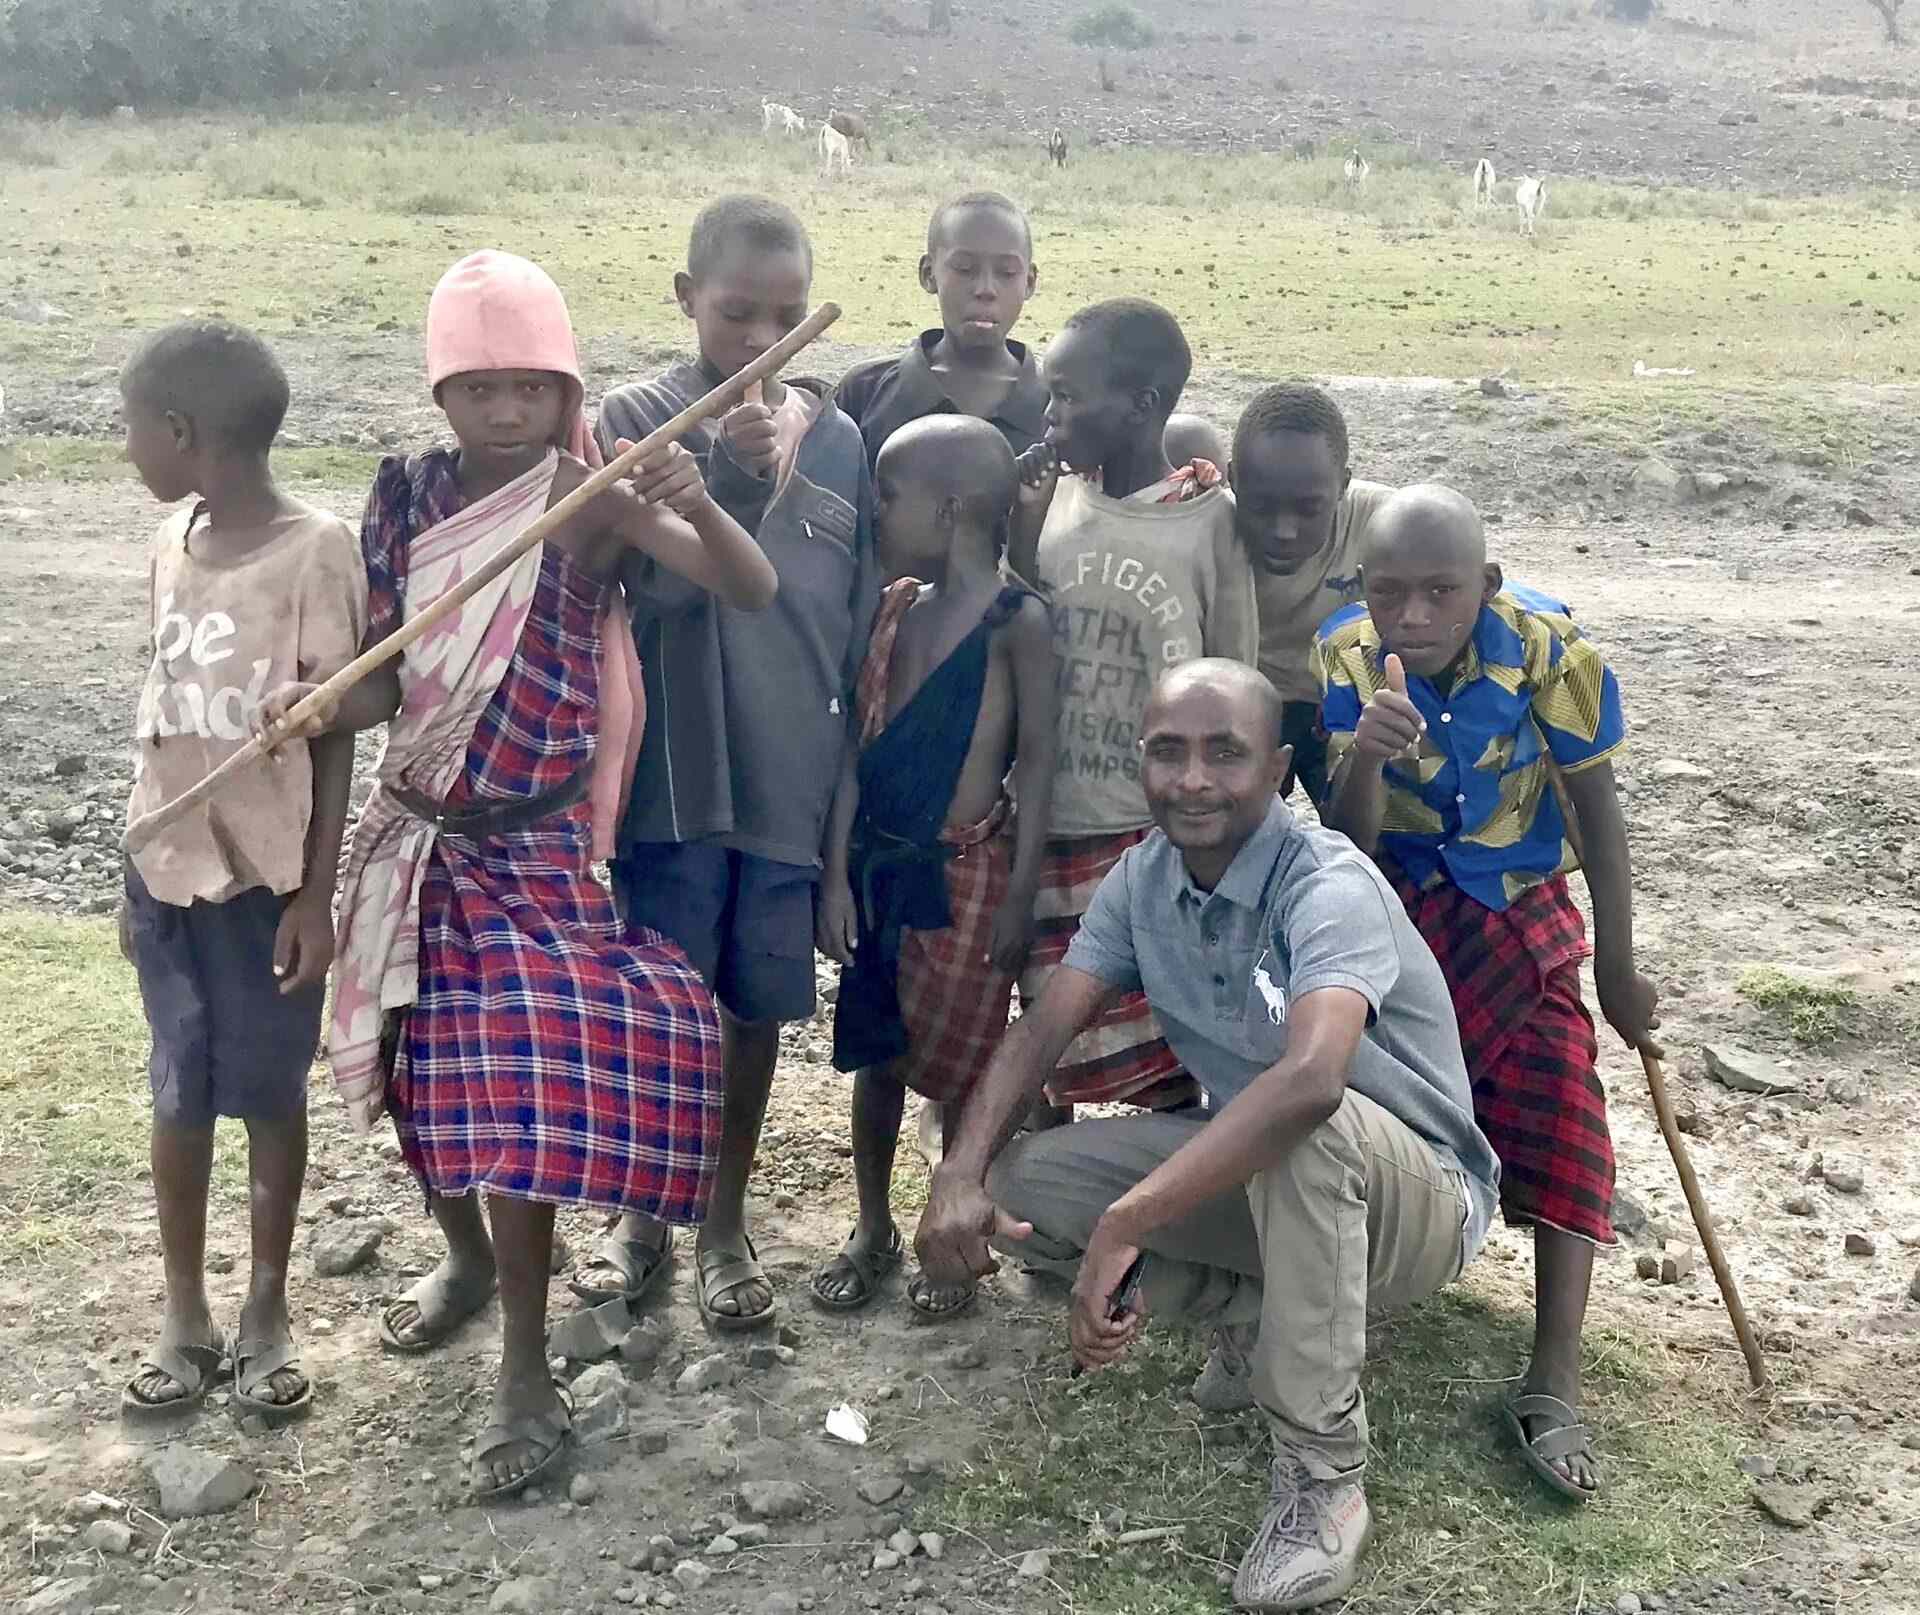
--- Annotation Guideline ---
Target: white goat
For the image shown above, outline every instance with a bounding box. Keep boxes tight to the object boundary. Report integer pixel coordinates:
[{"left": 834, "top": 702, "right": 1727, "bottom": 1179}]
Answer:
[
  {"left": 1515, "top": 175, "right": 1547, "bottom": 236},
  {"left": 761, "top": 100, "right": 805, "bottom": 137},
  {"left": 1473, "top": 157, "right": 1496, "bottom": 208},
  {"left": 1343, "top": 147, "right": 1371, "bottom": 189},
  {"left": 818, "top": 122, "right": 854, "bottom": 177}
]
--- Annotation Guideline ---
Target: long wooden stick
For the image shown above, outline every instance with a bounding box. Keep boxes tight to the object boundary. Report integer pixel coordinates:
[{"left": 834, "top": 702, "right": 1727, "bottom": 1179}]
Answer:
[
  {"left": 1642, "top": 1048, "right": 1769, "bottom": 1390},
  {"left": 123, "top": 303, "right": 841, "bottom": 856},
  {"left": 1548, "top": 760, "right": 1767, "bottom": 1388}
]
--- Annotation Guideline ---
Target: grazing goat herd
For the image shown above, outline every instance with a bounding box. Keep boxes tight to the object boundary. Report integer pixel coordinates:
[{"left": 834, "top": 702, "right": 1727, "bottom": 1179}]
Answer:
[{"left": 765, "top": 102, "right": 1546, "bottom": 231}]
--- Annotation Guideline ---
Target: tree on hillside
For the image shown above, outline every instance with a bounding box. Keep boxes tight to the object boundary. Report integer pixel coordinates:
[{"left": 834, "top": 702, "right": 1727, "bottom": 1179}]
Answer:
[{"left": 1867, "top": 0, "right": 1906, "bottom": 43}]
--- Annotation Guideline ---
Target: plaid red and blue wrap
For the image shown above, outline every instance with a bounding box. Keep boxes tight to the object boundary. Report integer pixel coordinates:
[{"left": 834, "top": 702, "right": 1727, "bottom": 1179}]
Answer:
[
  {"left": 1395, "top": 871, "right": 1616, "bottom": 1246},
  {"left": 362, "top": 450, "right": 722, "bottom": 1219}
]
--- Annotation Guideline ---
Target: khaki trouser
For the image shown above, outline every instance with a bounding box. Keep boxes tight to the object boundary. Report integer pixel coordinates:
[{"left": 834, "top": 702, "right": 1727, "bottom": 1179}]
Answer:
[{"left": 986, "top": 1089, "right": 1467, "bottom": 1479}]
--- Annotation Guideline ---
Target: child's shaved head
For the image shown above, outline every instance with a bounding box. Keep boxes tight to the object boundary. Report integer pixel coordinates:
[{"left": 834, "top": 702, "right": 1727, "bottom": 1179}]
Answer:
[
  {"left": 1058, "top": 298, "right": 1192, "bottom": 414},
  {"left": 121, "top": 319, "right": 290, "bottom": 453},
  {"left": 1363, "top": 483, "right": 1487, "bottom": 570},
  {"left": 687, "top": 194, "right": 813, "bottom": 280},
  {"left": 1164, "top": 412, "right": 1229, "bottom": 471},
  {"left": 878, "top": 415, "right": 1017, "bottom": 535},
  {"left": 1360, "top": 484, "right": 1498, "bottom": 678},
  {"left": 927, "top": 190, "right": 1032, "bottom": 257}
]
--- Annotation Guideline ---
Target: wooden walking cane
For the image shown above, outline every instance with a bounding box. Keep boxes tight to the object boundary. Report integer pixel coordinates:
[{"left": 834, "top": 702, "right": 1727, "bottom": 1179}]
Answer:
[
  {"left": 123, "top": 302, "right": 842, "bottom": 857},
  {"left": 1546, "top": 763, "right": 1769, "bottom": 1390}
]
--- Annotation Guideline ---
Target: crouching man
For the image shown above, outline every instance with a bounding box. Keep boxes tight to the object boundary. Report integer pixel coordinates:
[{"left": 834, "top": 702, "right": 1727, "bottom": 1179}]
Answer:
[{"left": 914, "top": 658, "right": 1499, "bottom": 1611}]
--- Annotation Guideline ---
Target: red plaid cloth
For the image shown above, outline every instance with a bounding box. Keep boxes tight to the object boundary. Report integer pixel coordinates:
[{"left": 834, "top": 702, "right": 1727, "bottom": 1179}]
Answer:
[
  {"left": 1396, "top": 873, "right": 1615, "bottom": 1245},
  {"left": 892, "top": 802, "right": 1019, "bottom": 1103},
  {"left": 1022, "top": 830, "right": 1186, "bottom": 1107},
  {"left": 365, "top": 451, "right": 722, "bottom": 1218}
]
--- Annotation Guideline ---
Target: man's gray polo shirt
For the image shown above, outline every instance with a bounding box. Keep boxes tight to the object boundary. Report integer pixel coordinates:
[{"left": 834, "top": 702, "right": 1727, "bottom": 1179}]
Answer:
[{"left": 1065, "top": 795, "right": 1499, "bottom": 1259}]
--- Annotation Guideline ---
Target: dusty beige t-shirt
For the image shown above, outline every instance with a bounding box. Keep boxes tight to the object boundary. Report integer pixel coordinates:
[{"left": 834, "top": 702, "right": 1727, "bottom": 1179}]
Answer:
[
  {"left": 127, "top": 504, "right": 368, "bottom": 906},
  {"left": 1254, "top": 479, "right": 1395, "bottom": 704},
  {"left": 1037, "top": 474, "right": 1258, "bottom": 838}
]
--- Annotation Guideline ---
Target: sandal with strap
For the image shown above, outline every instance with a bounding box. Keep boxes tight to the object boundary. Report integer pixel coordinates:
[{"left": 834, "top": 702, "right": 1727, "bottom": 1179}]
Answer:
[
  {"left": 378, "top": 1265, "right": 498, "bottom": 1355},
  {"left": 122, "top": 1336, "right": 229, "bottom": 1427},
  {"left": 905, "top": 1270, "right": 978, "bottom": 1323},
  {"left": 810, "top": 1227, "right": 905, "bottom": 1314},
  {"left": 569, "top": 1221, "right": 674, "bottom": 1306},
  {"left": 695, "top": 1235, "right": 775, "bottom": 1333},
  {"left": 1503, "top": 1391, "right": 1601, "bottom": 1503},
  {"left": 469, "top": 1382, "right": 573, "bottom": 1502},
  {"left": 233, "top": 1336, "right": 311, "bottom": 1424}
]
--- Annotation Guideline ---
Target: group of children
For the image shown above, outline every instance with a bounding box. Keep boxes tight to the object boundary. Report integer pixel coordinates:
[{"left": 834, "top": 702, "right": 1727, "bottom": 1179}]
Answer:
[{"left": 115, "top": 183, "right": 1656, "bottom": 1511}]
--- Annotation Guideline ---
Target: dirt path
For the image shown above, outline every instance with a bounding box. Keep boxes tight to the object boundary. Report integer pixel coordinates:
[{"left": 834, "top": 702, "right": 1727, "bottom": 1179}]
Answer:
[{"left": 3, "top": 463, "right": 1918, "bottom": 1613}]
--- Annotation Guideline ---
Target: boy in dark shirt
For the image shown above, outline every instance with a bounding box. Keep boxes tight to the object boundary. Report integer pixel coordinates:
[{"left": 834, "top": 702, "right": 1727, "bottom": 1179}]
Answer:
[
  {"left": 835, "top": 191, "right": 1049, "bottom": 469},
  {"left": 581, "top": 196, "right": 879, "bottom": 1331}
]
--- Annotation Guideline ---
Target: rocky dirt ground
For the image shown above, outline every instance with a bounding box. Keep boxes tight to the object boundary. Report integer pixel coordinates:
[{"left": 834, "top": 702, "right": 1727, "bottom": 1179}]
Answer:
[{"left": 6, "top": 2, "right": 1920, "bottom": 1613}]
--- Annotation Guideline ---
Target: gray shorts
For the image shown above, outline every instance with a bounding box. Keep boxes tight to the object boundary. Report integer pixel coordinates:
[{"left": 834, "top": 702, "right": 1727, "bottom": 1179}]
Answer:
[{"left": 124, "top": 862, "right": 321, "bottom": 1127}]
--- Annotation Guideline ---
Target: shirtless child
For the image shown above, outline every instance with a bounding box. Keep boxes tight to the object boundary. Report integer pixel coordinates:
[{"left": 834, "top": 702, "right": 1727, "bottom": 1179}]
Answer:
[{"left": 813, "top": 418, "right": 1056, "bottom": 1319}]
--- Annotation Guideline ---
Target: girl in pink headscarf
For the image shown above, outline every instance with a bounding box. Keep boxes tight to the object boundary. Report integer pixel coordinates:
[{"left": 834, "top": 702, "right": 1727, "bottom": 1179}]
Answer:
[{"left": 263, "top": 250, "right": 774, "bottom": 1499}]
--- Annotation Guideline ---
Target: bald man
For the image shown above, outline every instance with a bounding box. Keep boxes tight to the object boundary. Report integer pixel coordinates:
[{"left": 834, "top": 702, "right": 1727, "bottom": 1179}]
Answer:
[
  {"left": 916, "top": 658, "right": 1497, "bottom": 1611},
  {"left": 1317, "top": 483, "right": 1659, "bottom": 1504}
]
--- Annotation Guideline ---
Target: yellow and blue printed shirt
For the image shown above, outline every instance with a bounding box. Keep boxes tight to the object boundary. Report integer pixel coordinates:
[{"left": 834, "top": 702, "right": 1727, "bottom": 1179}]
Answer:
[{"left": 1315, "top": 586, "right": 1627, "bottom": 912}]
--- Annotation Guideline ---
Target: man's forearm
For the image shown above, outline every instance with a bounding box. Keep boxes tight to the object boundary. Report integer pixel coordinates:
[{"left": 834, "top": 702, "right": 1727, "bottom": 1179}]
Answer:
[
  {"left": 1325, "top": 752, "right": 1389, "bottom": 855},
  {"left": 944, "top": 1011, "right": 1078, "bottom": 1184}
]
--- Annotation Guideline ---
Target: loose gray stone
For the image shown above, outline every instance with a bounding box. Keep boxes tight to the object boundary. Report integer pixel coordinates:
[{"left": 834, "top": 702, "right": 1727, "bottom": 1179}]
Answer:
[
  {"left": 1016, "top": 1549, "right": 1052, "bottom": 1579},
  {"left": 312, "top": 1221, "right": 384, "bottom": 1278},
  {"left": 146, "top": 1445, "right": 257, "bottom": 1518},
  {"left": 673, "top": 1561, "right": 715, "bottom": 1591},
  {"left": 1704, "top": 1045, "right": 1799, "bottom": 1096},
  {"left": 706, "top": 1534, "right": 740, "bottom": 1555},
  {"left": 1909, "top": 1265, "right": 1920, "bottom": 1304},
  {"left": 1824, "top": 1161, "right": 1866, "bottom": 1195},
  {"left": 1616, "top": 1596, "right": 1643, "bottom": 1615},
  {"left": 1784, "top": 1194, "right": 1814, "bottom": 1217},
  {"left": 856, "top": 1473, "right": 906, "bottom": 1506},
  {"left": 1845, "top": 1233, "right": 1876, "bottom": 1257},
  {"left": 920, "top": 1532, "right": 946, "bottom": 1561},
  {"left": 491, "top": 1577, "right": 559, "bottom": 1613},
  {"left": 739, "top": 1479, "right": 810, "bottom": 1520},
  {"left": 1753, "top": 1484, "right": 1817, "bottom": 1528},
  {"left": 677, "top": 1353, "right": 737, "bottom": 1394},
  {"left": 569, "top": 1473, "right": 600, "bottom": 1505},
  {"left": 619, "top": 1321, "right": 668, "bottom": 1368},
  {"left": 571, "top": 1363, "right": 630, "bottom": 1447},
  {"left": 82, "top": 1519, "right": 133, "bottom": 1555},
  {"left": 888, "top": 1528, "right": 920, "bottom": 1557},
  {"left": 1737, "top": 1455, "right": 1778, "bottom": 1479},
  {"left": 548, "top": 1297, "right": 634, "bottom": 1362}
]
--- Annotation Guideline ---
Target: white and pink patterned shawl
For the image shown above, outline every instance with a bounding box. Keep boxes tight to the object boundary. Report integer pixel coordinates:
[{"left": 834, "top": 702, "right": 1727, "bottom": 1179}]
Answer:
[{"left": 327, "top": 452, "right": 643, "bottom": 1131}]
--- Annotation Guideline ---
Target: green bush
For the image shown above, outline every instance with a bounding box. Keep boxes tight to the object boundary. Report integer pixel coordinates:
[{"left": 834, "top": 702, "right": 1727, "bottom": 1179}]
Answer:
[
  {"left": 1068, "top": 2, "right": 1156, "bottom": 50},
  {"left": 0, "top": 0, "right": 633, "bottom": 113}
]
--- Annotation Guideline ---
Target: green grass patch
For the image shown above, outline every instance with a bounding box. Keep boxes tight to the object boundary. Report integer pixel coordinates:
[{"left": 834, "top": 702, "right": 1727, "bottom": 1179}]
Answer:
[
  {"left": 0, "top": 106, "right": 1914, "bottom": 395},
  {"left": 0, "top": 435, "right": 378, "bottom": 487},
  {"left": 1736, "top": 966, "right": 1863, "bottom": 1044},
  {"left": 929, "top": 1291, "right": 1755, "bottom": 1613}
]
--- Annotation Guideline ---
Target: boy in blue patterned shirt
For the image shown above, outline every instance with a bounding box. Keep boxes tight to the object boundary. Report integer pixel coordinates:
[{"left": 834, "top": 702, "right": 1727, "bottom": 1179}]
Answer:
[{"left": 1318, "top": 484, "right": 1660, "bottom": 1506}]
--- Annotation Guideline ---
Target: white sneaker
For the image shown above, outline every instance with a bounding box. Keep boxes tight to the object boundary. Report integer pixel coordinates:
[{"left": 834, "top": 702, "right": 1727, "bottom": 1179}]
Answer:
[
  {"left": 1232, "top": 1460, "right": 1372, "bottom": 1611},
  {"left": 1191, "top": 1323, "right": 1257, "bottom": 1412}
]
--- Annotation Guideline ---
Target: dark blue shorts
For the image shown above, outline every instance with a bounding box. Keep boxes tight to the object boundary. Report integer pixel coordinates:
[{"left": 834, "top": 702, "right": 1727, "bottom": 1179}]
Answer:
[
  {"left": 124, "top": 862, "right": 321, "bottom": 1128},
  {"left": 611, "top": 843, "right": 817, "bottom": 1025}
]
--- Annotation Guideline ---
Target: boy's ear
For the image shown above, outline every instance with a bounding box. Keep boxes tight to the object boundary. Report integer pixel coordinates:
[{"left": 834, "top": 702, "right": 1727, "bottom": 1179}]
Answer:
[
  {"left": 672, "top": 272, "right": 697, "bottom": 319},
  {"left": 1482, "top": 562, "right": 1503, "bottom": 603},
  {"left": 1131, "top": 385, "right": 1163, "bottom": 424},
  {"left": 165, "top": 409, "right": 195, "bottom": 456},
  {"left": 1024, "top": 261, "right": 1038, "bottom": 297},
  {"left": 918, "top": 253, "right": 938, "bottom": 295},
  {"left": 1226, "top": 457, "right": 1237, "bottom": 494},
  {"left": 1339, "top": 464, "right": 1353, "bottom": 497}
]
